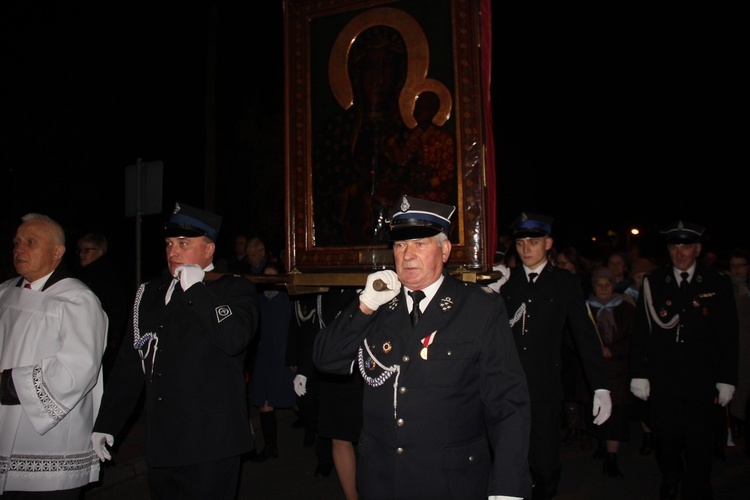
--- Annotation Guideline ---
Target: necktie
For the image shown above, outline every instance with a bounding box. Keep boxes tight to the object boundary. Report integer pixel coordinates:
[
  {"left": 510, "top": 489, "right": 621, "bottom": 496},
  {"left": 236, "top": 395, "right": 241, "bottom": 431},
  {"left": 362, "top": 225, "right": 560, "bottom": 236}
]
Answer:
[
  {"left": 528, "top": 272, "right": 538, "bottom": 284},
  {"left": 409, "top": 290, "right": 425, "bottom": 327},
  {"left": 680, "top": 271, "right": 689, "bottom": 293},
  {"left": 24, "top": 283, "right": 32, "bottom": 289}
]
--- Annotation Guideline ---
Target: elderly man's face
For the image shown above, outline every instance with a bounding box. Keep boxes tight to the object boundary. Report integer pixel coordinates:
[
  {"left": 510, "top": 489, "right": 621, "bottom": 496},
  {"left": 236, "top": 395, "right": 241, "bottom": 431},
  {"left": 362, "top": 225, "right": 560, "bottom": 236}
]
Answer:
[
  {"left": 393, "top": 235, "right": 450, "bottom": 291},
  {"left": 668, "top": 242, "right": 701, "bottom": 271},
  {"left": 13, "top": 220, "right": 65, "bottom": 282}
]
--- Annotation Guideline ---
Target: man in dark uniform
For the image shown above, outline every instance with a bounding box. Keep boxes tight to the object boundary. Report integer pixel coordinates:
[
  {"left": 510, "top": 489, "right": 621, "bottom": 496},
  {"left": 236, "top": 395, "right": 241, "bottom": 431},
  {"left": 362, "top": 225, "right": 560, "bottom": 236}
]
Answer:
[
  {"left": 91, "top": 202, "right": 259, "bottom": 500},
  {"left": 630, "top": 221, "right": 738, "bottom": 500},
  {"left": 499, "top": 212, "right": 611, "bottom": 500},
  {"left": 314, "top": 195, "right": 532, "bottom": 499}
]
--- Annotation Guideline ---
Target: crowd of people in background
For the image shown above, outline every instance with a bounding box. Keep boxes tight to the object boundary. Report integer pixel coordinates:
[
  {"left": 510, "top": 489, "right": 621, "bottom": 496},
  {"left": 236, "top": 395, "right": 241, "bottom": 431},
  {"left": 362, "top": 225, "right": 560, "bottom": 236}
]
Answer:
[
  {"left": 495, "top": 221, "right": 748, "bottom": 499},
  {"left": 1, "top": 206, "right": 748, "bottom": 500},
  {"left": 229, "top": 212, "right": 748, "bottom": 499}
]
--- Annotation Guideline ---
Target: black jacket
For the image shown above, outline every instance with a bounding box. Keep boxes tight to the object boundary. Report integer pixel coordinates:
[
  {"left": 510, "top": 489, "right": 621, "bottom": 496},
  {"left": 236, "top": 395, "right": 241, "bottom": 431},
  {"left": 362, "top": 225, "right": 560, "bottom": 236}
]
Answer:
[
  {"left": 94, "top": 272, "right": 259, "bottom": 467},
  {"left": 314, "top": 273, "right": 532, "bottom": 499},
  {"left": 500, "top": 264, "right": 610, "bottom": 402},
  {"left": 630, "top": 264, "right": 738, "bottom": 401}
]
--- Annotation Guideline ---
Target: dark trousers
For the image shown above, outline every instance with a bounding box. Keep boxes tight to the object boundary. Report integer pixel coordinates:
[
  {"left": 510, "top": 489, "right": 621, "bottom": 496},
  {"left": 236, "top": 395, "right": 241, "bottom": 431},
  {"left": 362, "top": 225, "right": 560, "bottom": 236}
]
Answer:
[
  {"left": 0, "top": 488, "right": 82, "bottom": 500},
  {"left": 651, "top": 396, "right": 714, "bottom": 500},
  {"left": 147, "top": 455, "right": 241, "bottom": 500},
  {"left": 529, "top": 398, "right": 562, "bottom": 500}
]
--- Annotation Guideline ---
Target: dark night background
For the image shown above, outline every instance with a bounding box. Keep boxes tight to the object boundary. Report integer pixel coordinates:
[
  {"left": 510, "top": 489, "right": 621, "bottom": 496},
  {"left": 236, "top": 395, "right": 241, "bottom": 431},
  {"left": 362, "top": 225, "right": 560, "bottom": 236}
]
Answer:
[{"left": 1, "top": 2, "right": 748, "bottom": 288}]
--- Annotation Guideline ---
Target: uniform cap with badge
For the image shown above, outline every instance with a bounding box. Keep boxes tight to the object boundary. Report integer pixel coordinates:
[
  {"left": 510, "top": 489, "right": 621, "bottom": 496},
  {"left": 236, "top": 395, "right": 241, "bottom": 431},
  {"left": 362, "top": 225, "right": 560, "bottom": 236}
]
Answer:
[
  {"left": 660, "top": 220, "right": 704, "bottom": 244},
  {"left": 510, "top": 212, "right": 554, "bottom": 239},
  {"left": 164, "top": 202, "right": 222, "bottom": 242},
  {"left": 387, "top": 195, "right": 456, "bottom": 241}
]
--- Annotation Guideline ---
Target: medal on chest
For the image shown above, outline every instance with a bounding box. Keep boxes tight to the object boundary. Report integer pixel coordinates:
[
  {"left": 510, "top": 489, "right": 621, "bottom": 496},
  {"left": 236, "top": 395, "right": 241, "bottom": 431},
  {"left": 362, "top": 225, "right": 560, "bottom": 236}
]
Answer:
[{"left": 420, "top": 331, "right": 437, "bottom": 360}]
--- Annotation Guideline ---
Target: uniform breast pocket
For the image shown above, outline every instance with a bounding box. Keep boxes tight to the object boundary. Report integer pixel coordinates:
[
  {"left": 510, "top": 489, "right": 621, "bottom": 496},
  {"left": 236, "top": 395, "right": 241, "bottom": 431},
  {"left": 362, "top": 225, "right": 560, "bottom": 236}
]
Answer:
[{"left": 424, "top": 340, "right": 474, "bottom": 387}]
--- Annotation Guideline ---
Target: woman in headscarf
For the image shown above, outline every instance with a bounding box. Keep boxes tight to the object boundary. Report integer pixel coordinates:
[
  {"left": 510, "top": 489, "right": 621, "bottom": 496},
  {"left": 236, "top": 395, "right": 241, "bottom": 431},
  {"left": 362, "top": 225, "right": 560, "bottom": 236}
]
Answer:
[{"left": 586, "top": 266, "right": 636, "bottom": 477}]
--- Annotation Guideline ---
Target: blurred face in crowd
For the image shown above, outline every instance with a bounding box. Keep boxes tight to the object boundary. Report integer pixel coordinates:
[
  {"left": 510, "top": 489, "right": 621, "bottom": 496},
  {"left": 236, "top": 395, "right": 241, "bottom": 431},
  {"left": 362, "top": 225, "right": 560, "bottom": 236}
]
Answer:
[
  {"left": 729, "top": 256, "right": 749, "bottom": 279},
  {"left": 556, "top": 254, "right": 576, "bottom": 274},
  {"left": 78, "top": 243, "right": 103, "bottom": 268},
  {"left": 516, "top": 236, "right": 553, "bottom": 270},
  {"left": 593, "top": 276, "right": 615, "bottom": 302},
  {"left": 607, "top": 253, "right": 626, "bottom": 280},
  {"left": 13, "top": 219, "right": 65, "bottom": 282},
  {"left": 246, "top": 239, "right": 266, "bottom": 267},
  {"left": 165, "top": 236, "right": 215, "bottom": 277},
  {"left": 394, "top": 233, "right": 450, "bottom": 291},
  {"left": 667, "top": 242, "right": 701, "bottom": 272},
  {"left": 234, "top": 235, "right": 247, "bottom": 258}
]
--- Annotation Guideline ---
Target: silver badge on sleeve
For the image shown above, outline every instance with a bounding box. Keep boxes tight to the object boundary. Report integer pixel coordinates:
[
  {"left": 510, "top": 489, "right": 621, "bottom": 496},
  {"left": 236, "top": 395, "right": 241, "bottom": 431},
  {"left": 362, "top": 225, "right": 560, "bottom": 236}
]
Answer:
[{"left": 215, "top": 305, "right": 232, "bottom": 323}]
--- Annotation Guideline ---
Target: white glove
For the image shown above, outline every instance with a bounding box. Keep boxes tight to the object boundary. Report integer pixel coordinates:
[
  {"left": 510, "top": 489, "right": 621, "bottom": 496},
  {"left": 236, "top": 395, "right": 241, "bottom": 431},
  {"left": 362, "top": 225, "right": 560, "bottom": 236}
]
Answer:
[
  {"left": 91, "top": 432, "right": 114, "bottom": 462},
  {"left": 592, "top": 389, "right": 612, "bottom": 425},
  {"left": 716, "top": 383, "right": 735, "bottom": 406},
  {"left": 487, "top": 263, "right": 509, "bottom": 293},
  {"left": 175, "top": 264, "right": 205, "bottom": 291},
  {"left": 293, "top": 374, "right": 307, "bottom": 397},
  {"left": 359, "top": 270, "right": 401, "bottom": 311},
  {"left": 630, "top": 378, "right": 650, "bottom": 401}
]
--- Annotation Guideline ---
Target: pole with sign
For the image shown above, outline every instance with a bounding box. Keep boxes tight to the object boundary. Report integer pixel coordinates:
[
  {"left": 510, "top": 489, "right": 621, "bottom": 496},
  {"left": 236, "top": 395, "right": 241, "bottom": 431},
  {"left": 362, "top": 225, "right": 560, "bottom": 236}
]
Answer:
[{"left": 125, "top": 158, "right": 163, "bottom": 288}]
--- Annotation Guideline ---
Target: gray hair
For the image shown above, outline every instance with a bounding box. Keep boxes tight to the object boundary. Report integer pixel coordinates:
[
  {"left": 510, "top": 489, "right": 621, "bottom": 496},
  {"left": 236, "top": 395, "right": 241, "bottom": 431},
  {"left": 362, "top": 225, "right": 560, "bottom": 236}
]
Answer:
[{"left": 21, "top": 213, "right": 66, "bottom": 246}]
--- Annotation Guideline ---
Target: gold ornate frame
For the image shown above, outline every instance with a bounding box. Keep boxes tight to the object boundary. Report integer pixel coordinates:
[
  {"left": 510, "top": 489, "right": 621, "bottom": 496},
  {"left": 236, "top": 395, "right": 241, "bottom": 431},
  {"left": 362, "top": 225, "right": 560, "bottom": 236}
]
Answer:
[{"left": 284, "top": 0, "right": 489, "bottom": 273}]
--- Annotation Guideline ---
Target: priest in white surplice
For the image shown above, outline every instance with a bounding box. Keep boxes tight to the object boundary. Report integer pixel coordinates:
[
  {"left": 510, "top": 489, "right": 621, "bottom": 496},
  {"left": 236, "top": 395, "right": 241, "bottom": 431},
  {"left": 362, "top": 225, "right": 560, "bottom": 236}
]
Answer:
[{"left": 0, "top": 213, "right": 107, "bottom": 496}]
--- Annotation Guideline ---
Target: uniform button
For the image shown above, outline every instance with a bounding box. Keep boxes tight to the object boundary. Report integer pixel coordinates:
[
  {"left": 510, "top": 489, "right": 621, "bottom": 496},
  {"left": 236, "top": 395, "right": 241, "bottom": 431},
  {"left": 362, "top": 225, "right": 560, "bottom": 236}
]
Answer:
[
  {"left": 187, "top": 301, "right": 193, "bottom": 306},
  {"left": 157, "top": 397, "right": 163, "bottom": 401},
  {"left": 158, "top": 324, "right": 164, "bottom": 329},
  {"left": 447, "top": 350, "right": 452, "bottom": 356},
  {"left": 468, "top": 455, "right": 475, "bottom": 462},
  {"left": 399, "top": 386, "right": 407, "bottom": 394},
  {"left": 396, "top": 447, "right": 404, "bottom": 455},
  {"left": 397, "top": 419, "right": 404, "bottom": 427},
  {"left": 402, "top": 355, "right": 410, "bottom": 363},
  {"left": 523, "top": 347, "right": 528, "bottom": 351}
]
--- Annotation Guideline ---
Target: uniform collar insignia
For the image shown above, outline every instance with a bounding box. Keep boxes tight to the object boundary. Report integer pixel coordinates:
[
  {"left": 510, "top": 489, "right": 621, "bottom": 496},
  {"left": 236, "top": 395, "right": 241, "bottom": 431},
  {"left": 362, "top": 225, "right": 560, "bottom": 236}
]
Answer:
[
  {"left": 388, "top": 295, "right": 400, "bottom": 311},
  {"left": 439, "top": 296, "right": 453, "bottom": 311}
]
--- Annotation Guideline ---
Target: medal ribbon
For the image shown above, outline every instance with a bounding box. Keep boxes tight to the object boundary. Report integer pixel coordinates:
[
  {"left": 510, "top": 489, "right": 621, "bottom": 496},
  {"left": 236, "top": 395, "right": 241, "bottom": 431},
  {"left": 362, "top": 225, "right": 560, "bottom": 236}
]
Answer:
[{"left": 422, "top": 331, "right": 437, "bottom": 349}]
